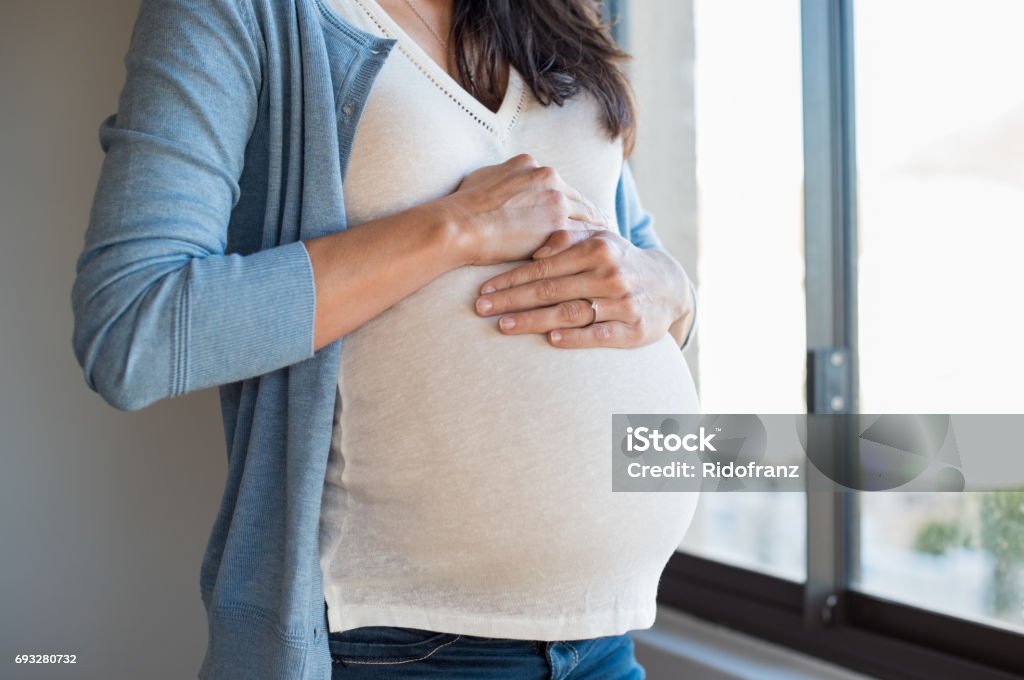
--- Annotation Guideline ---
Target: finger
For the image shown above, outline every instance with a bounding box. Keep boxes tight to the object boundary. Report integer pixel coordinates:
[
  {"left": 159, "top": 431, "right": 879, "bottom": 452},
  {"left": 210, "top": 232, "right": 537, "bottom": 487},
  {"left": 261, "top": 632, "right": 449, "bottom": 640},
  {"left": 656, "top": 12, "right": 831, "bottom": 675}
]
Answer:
[
  {"left": 565, "top": 196, "right": 608, "bottom": 229},
  {"left": 548, "top": 321, "right": 644, "bottom": 349},
  {"left": 549, "top": 174, "right": 585, "bottom": 203},
  {"left": 482, "top": 231, "right": 629, "bottom": 297},
  {"left": 481, "top": 240, "right": 594, "bottom": 294},
  {"left": 507, "top": 152, "right": 539, "bottom": 169},
  {"left": 475, "top": 272, "right": 602, "bottom": 316},
  {"left": 539, "top": 228, "right": 629, "bottom": 262},
  {"left": 532, "top": 228, "right": 603, "bottom": 260},
  {"left": 532, "top": 169, "right": 606, "bottom": 229},
  {"left": 494, "top": 299, "right": 597, "bottom": 335},
  {"left": 552, "top": 176, "right": 608, "bottom": 224}
]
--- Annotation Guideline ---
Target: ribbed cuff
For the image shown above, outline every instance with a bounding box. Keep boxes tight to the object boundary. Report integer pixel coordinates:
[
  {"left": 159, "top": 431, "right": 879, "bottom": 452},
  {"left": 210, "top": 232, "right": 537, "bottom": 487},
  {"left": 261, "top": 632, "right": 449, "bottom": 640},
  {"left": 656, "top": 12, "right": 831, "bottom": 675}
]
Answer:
[{"left": 182, "top": 239, "right": 317, "bottom": 395}]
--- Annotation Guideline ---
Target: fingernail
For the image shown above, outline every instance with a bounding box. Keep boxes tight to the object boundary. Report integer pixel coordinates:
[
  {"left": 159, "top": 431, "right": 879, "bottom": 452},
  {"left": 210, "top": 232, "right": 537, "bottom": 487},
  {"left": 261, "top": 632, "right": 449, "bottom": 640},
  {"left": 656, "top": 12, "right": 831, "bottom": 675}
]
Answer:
[
  {"left": 481, "top": 284, "right": 496, "bottom": 294},
  {"left": 476, "top": 297, "right": 492, "bottom": 314},
  {"left": 499, "top": 316, "right": 516, "bottom": 330},
  {"left": 534, "top": 247, "right": 552, "bottom": 258},
  {"left": 550, "top": 330, "right": 561, "bottom": 342}
]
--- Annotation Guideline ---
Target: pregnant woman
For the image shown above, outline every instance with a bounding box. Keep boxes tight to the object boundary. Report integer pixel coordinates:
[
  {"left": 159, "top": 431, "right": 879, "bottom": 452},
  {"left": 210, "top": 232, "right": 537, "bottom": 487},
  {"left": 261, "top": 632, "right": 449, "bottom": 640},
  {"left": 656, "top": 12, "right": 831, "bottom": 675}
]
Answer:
[{"left": 71, "top": 1, "right": 699, "bottom": 678}]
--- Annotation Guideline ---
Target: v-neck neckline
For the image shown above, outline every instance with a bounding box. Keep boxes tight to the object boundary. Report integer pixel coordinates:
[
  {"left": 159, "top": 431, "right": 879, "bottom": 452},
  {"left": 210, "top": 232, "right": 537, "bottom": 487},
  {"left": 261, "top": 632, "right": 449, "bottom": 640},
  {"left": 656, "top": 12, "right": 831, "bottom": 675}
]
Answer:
[{"left": 355, "top": 0, "right": 526, "bottom": 139}]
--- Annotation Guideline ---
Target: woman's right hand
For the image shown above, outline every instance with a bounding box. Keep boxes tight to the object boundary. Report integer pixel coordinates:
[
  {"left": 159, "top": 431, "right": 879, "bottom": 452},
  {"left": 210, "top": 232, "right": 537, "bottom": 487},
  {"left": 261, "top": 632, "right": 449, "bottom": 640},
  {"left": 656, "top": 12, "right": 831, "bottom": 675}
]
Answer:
[{"left": 434, "top": 153, "right": 610, "bottom": 266}]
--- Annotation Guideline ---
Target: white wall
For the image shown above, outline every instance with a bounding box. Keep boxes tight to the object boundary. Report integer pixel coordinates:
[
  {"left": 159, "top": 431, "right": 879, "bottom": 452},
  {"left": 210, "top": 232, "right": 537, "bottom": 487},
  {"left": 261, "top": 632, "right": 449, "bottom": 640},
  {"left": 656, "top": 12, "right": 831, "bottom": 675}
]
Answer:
[
  {"left": 625, "top": 0, "right": 701, "bottom": 385},
  {"left": 0, "top": 4, "right": 225, "bottom": 678}
]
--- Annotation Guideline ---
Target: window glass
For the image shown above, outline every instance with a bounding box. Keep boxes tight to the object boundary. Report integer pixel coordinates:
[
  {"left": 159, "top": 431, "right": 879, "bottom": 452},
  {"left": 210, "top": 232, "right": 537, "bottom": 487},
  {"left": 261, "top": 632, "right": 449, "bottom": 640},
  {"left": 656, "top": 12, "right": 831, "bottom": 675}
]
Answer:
[
  {"left": 853, "top": 0, "right": 1024, "bottom": 629},
  {"left": 678, "top": 0, "right": 807, "bottom": 580}
]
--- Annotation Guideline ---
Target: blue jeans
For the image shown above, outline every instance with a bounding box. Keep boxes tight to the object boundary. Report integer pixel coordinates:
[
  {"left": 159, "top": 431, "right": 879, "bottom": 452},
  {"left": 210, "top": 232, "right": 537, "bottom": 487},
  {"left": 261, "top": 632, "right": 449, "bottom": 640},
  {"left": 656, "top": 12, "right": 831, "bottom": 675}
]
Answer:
[{"left": 327, "top": 626, "right": 646, "bottom": 679}]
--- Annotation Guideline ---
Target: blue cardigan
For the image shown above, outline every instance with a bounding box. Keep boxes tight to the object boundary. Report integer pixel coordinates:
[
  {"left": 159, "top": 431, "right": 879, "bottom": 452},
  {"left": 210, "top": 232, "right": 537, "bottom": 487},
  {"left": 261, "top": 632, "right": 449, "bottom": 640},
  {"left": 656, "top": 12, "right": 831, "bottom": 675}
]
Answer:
[{"left": 70, "top": 0, "right": 694, "bottom": 677}]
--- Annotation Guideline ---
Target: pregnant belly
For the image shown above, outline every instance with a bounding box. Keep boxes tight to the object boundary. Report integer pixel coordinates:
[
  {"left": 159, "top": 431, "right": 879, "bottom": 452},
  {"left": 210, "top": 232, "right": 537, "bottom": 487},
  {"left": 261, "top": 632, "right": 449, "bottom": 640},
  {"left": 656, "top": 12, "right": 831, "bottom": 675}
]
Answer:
[{"left": 334, "top": 262, "right": 701, "bottom": 593}]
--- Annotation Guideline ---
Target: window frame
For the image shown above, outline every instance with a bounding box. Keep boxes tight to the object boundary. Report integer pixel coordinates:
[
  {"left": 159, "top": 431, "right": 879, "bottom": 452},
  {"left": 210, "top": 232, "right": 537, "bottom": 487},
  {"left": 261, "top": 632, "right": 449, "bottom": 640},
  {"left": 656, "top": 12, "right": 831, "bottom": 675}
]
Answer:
[
  {"left": 643, "top": 0, "right": 1024, "bottom": 677},
  {"left": 661, "top": 553, "right": 1024, "bottom": 679}
]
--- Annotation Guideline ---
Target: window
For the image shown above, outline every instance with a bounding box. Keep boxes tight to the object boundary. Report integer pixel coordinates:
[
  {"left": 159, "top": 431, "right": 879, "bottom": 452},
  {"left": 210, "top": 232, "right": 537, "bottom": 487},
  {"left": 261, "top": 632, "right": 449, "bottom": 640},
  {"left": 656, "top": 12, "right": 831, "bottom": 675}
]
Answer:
[
  {"left": 682, "top": 0, "right": 807, "bottom": 581},
  {"left": 625, "top": 0, "right": 809, "bottom": 582},
  {"left": 852, "top": 0, "right": 1024, "bottom": 633},
  {"left": 618, "top": 0, "right": 1024, "bottom": 676}
]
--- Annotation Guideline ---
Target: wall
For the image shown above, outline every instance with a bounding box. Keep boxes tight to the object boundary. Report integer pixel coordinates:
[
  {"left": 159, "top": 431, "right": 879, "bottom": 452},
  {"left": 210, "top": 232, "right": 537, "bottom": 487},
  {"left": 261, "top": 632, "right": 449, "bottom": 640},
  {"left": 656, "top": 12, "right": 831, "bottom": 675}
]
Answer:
[
  {"left": 624, "top": 0, "right": 701, "bottom": 384},
  {"left": 0, "top": 3, "right": 225, "bottom": 678}
]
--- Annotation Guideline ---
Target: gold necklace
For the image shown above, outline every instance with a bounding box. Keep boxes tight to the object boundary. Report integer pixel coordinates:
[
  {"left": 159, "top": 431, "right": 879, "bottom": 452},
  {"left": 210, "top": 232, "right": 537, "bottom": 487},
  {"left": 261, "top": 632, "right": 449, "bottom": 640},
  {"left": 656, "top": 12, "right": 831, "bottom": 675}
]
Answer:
[
  {"left": 402, "top": 0, "right": 449, "bottom": 48},
  {"left": 401, "top": 0, "right": 480, "bottom": 91}
]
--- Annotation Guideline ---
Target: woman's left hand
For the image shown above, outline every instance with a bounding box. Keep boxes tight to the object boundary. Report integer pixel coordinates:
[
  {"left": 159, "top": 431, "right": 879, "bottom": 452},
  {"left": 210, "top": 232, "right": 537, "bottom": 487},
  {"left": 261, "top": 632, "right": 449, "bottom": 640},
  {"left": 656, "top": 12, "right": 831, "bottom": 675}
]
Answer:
[{"left": 473, "top": 229, "right": 695, "bottom": 348}]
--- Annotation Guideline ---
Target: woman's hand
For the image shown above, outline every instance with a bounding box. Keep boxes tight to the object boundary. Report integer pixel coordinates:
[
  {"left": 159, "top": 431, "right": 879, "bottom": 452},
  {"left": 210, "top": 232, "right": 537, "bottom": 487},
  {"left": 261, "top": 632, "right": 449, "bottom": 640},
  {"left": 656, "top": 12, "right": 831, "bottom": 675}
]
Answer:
[
  {"left": 434, "top": 153, "right": 610, "bottom": 266},
  {"left": 473, "top": 229, "right": 695, "bottom": 349}
]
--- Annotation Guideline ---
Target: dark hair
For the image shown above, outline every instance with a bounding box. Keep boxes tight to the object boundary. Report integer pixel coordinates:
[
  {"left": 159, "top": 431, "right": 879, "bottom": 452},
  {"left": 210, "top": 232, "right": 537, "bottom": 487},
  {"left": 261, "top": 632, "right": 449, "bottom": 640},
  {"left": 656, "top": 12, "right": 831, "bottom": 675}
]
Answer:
[{"left": 450, "top": 0, "right": 638, "bottom": 158}]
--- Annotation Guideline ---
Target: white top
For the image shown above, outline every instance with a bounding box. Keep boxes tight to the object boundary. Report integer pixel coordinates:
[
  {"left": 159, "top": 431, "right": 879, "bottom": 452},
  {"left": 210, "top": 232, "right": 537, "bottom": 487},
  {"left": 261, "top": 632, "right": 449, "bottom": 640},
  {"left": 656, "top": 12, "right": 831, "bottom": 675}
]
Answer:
[{"left": 319, "top": 0, "right": 701, "bottom": 641}]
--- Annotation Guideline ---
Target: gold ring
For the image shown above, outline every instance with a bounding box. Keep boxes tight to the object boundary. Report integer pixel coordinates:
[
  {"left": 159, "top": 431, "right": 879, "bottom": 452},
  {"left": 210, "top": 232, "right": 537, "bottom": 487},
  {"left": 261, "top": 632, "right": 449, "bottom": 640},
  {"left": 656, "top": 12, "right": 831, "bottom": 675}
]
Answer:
[{"left": 584, "top": 298, "right": 598, "bottom": 326}]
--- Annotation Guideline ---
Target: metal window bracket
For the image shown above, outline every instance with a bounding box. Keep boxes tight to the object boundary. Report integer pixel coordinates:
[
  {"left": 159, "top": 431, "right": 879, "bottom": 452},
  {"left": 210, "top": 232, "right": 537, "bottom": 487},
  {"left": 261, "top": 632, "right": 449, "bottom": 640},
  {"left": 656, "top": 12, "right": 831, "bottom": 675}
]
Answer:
[{"left": 808, "top": 347, "right": 853, "bottom": 414}]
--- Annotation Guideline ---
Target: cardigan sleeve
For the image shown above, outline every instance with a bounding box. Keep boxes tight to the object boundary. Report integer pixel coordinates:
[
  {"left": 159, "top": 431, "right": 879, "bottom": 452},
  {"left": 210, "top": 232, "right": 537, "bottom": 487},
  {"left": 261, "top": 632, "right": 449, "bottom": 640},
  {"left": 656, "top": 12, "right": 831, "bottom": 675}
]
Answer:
[
  {"left": 616, "top": 159, "right": 698, "bottom": 351},
  {"left": 70, "top": 0, "right": 317, "bottom": 412}
]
